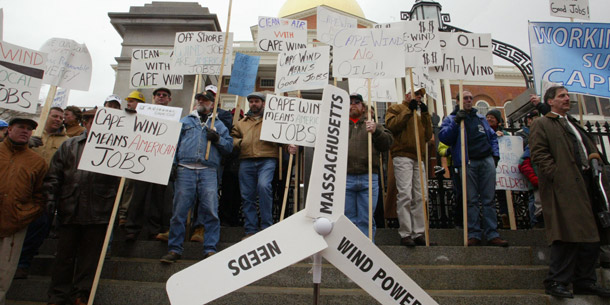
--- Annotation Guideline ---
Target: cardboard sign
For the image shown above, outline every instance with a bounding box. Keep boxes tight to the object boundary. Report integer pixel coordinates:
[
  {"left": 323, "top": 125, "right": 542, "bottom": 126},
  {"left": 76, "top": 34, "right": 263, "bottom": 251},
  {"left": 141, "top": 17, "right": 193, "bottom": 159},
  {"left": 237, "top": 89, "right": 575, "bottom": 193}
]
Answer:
[
  {"left": 322, "top": 216, "right": 438, "bottom": 305},
  {"left": 0, "top": 41, "right": 46, "bottom": 114},
  {"left": 348, "top": 78, "right": 398, "bottom": 103},
  {"left": 275, "top": 46, "right": 330, "bottom": 93},
  {"left": 228, "top": 52, "right": 260, "bottom": 97},
  {"left": 78, "top": 107, "right": 181, "bottom": 185},
  {"left": 316, "top": 6, "right": 357, "bottom": 46},
  {"left": 172, "top": 31, "right": 233, "bottom": 76},
  {"left": 496, "top": 136, "right": 528, "bottom": 191},
  {"left": 550, "top": 0, "right": 589, "bottom": 20},
  {"left": 529, "top": 21, "right": 610, "bottom": 98},
  {"left": 332, "top": 28, "right": 406, "bottom": 79},
  {"left": 40, "top": 38, "right": 92, "bottom": 91},
  {"left": 129, "top": 48, "right": 183, "bottom": 90},
  {"left": 430, "top": 32, "right": 494, "bottom": 81},
  {"left": 260, "top": 94, "right": 320, "bottom": 147},
  {"left": 411, "top": 67, "right": 439, "bottom": 100},
  {"left": 51, "top": 87, "right": 69, "bottom": 109},
  {"left": 374, "top": 19, "right": 442, "bottom": 68},
  {"left": 257, "top": 16, "right": 307, "bottom": 53},
  {"left": 166, "top": 210, "right": 327, "bottom": 305},
  {"left": 305, "top": 85, "right": 349, "bottom": 221},
  {"left": 135, "top": 103, "right": 182, "bottom": 122}
]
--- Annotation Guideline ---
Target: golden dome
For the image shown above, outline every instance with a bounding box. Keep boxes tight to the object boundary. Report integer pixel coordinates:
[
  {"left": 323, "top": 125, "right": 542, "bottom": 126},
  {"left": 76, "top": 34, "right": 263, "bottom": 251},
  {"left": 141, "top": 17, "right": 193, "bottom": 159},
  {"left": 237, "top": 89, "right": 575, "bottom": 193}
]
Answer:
[{"left": 278, "top": 0, "right": 365, "bottom": 18}]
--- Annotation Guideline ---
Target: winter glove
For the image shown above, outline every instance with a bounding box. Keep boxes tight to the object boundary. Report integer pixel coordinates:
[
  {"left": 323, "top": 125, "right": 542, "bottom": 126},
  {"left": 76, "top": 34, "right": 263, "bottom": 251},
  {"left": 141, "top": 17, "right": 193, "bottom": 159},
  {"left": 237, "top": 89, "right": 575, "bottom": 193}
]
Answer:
[
  {"left": 493, "top": 156, "right": 500, "bottom": 167},
  {"left": 454, "top": 110, "right": 467, "bottom": 124},
  {"left": 419, "top": 103, "right": 428, "bottom": 113},
  {"left": 207, "top": 129, "right": 220, "bottom": 143},
  {"left": 29, "top": 136, "right": 43, "bottom": 148},
  {"left": 408, "top": 99, "right": 418, "bottom": 111}
]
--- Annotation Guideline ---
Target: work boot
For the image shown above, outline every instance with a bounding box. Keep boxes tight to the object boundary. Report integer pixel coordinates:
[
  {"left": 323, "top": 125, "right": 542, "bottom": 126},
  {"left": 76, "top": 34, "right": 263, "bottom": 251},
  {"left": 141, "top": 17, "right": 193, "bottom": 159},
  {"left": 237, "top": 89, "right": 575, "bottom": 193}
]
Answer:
[
  {"left": 488, "top": 237, "right": 509, "bottom": 247},
  {"left": 400, "top": 236, "right": 415, "bottom": 247},
  {"left": 156, "top": 231, "right": 169, "bottom": 242},
  {"left": 160, "top": 251, "right": 181, "bottom": 264},
  {"left": 190, "top": 227, "right": 204, "bottom": 242}
]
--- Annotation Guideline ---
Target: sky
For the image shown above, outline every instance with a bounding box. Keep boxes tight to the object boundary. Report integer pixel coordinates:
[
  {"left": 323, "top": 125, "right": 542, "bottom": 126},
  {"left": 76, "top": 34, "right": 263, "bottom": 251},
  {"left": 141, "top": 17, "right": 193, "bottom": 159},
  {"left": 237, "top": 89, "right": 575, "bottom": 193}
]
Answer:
[{"left": 1, "top": 0, "right": 609, "bottom": 108}]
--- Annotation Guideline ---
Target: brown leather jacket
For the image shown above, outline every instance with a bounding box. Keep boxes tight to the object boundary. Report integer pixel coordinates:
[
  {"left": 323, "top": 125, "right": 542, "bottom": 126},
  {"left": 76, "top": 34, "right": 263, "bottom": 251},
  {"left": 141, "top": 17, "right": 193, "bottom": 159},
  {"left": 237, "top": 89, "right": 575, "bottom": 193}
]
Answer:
[
  {"left": 385, "top": 103, "right": 432, "bottom": 160},
  {"left": 231, "top": 114, "right": 280, "bottom": 159}
]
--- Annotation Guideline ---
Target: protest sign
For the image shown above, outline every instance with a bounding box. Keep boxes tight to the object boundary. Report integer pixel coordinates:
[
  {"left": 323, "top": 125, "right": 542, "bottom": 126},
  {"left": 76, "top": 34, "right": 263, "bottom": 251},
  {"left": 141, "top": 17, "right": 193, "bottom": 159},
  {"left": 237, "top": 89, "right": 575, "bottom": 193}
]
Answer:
[
  {"left": 40, "top": 38, "right": 92, "bottom": 91},
  {"left": 0, "top": 41, "right": 46, "bottom": 114},
  {"left": 374, "top": 19, "right": 442, "bottom": 68},
  {"left": 172, "top": 31, "right": 233, "bottom": 76},
  {"left": 51, "top": 87, "right": 69, "bottom": 109},
  {"left": 257, "top": 16, "right": 307, "bottom": 52},
  {"left": 332, "top": 28, "right": 406, "bottom": 79},
  {"left": 228, "top": 52, "right": 260, "bottom": 97},
  {"left": 348, "top": 78, "right": 398, "bottom": 102},
  {"left": 549, "top": 0, "right": 589, "bottom": 20},
  {"left": 430, "top": 32, "right": 494, "bottom": 81},
  {"left": 78, "top": 107, "right": 181, "bottom": 185},
  {"left": 136, "top": 103, "right": 182, "bottom": 122},
  {"left": 529, "top": 21, "right": 610, "bottom": 98},
  {"left": 316, "top": 6, "right": 357, "bottom": 46},
  {"left": 260, "top": 94, "right": 320, "bottom": 147},
  {"left": 129, "top": 48, "right": 183, "bottom": 90},
  {"left": 411, "top": 67, "right": 439, "bottom": 100},
  {"left": 495, "top": 136, "right": 528, "bottom": 191},
  {"left": 275, "top": 46, "right": 330, "bottom": 93}
]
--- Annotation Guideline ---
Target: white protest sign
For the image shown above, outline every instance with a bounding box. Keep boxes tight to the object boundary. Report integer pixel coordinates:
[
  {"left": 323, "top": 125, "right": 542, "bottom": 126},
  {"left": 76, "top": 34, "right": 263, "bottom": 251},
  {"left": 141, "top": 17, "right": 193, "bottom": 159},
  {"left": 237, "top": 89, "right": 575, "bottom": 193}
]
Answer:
[
  {"left": 374, "top": 19, "right": 442, "bottom": 68},
  {"left": 166, "top": 210, "right": 327, "bottom": 305},
  {"left": 135, "top": 103, "right": 182, "bottom": 122},
  {"left": 257, "top": 16, "right": 307, "bottom": 53},
  {"left": 430, "top": 32, "right": 494, "bottom": 81},
  {"left": 275, "top": 46, "right": 330, "bottom": 93},
  {"left": 348, "top": 78, "right": 398, "bottom": 103},
  {"left": 51, "top": 88, "right": 70, "bottom": 109},
  {"left": 316, "top": 6, "right": 357, "bottom": 46},
  {"left": 496, "top": 136, "right": 528, "bottom": 191},
  {"left": 78, "top": 107, "right": 181, "bottom": 185},
  {"left": 129, "top": 49, "right": 183, "bottom": 90},
  {"left": 172, "top": 31, "right": 233, "bottom": 75},
  {"left": 0, "top": 41, "right": 46, "bottom": 114},
  {"left": 550, "top": 0, "right": 589, "bottom": 20},
  {"left": 332, "top": 28, "right": 406, "bottom": 79},
  {"left": 305, "top": 85, "right": 349, "bottom": 221},
  {"left": 260, "top": 94, "right": 320, "bottom": 147},
  {"left": 40, "top": 38, "right": 92, "bottom": 91},
  {"left": 411, "top": 67, "right": 440, "bottom": 100}
]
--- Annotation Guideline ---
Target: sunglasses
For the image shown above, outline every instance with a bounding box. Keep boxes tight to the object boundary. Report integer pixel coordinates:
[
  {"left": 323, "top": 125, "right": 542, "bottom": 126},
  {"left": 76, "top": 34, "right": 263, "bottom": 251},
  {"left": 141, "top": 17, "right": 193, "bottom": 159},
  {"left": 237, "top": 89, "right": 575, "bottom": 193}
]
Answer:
[
  {"left": 155, "top": 93, "right": 169, "bottom": 97},
  {"left": 350, "top": 100, "right": 362, "bottom": 105}
]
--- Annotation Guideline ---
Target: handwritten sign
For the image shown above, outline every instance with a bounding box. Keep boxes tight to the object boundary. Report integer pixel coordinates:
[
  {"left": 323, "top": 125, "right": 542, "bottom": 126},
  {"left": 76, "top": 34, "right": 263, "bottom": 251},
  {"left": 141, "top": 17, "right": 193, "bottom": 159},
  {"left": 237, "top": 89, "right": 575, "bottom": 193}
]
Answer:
[
  {"left": 40, "top": 38, "right": 92, "bottom": 91},
  {"left": 135, "top": 103, "right": 182, "bottom": 122},
  {"left": 51, "top": 87, "right": 70, "bottom": 109},
  {"left": 333, "top": 28, "right": 406, "bottom": 79},
  {"left": 348, "top": 78, "right": 398, "bottom": 103},
  {"left": 260, "top": 94, "right": 320, "bottom": 147},
  {"left": 78, "top": 107, "right": 181, "bottom": 185},
  {"left": 275, "top": 46, "right": 330, "bottom": 93},
  {"left": 495, "top": 136, "right": 528, "bottom": 191},
  {"left": 172, "top": 31, "right": 233, "bottom": 76},
  {"left": 257, "top": 16, "right": 307, "bottom": 53},
  {"left": 430, "top": 32, "right": 494, "bottom": 81},
  {"left": 549, "top": 0, "right": 589, "bottom": 20},
  {"left": 374, "top": 19, "right": 442, "bottom": 68},
  {"left": 228, "top": 52, "right": 260, "bottom": 97},
  {"left": 411, "top": 67, "right": 439, "bottom": 100},
  {"left": 129, "top": 48, "right": 183, "bottom": 90},
  {"left": 316, "top": 6, "right": 357, "bottom": 46},
  {"left": 0, "top": 41, "right": 46, "bottom": 114}
]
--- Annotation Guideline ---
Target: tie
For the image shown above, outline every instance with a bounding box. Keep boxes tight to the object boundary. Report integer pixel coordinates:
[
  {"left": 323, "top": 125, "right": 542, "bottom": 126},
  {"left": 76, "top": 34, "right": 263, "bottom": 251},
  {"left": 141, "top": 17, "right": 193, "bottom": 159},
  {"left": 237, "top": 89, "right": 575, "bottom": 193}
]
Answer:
[{"left": 559, "top": 117, "right": 589, "bottom": 169}]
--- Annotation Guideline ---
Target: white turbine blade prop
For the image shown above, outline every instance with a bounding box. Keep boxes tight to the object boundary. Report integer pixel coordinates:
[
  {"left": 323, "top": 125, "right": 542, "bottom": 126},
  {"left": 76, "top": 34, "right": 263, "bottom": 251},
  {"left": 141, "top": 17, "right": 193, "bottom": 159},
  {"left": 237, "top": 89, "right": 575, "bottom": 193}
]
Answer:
[
  {"left": 322, "top": 216, "right": 439, "bottom": 305},
  {"left": 305, "top": 84, "right": 350, "bottom": 221},
  {"left": 166, "top": 210, "right": 327, "bottom": 305}
]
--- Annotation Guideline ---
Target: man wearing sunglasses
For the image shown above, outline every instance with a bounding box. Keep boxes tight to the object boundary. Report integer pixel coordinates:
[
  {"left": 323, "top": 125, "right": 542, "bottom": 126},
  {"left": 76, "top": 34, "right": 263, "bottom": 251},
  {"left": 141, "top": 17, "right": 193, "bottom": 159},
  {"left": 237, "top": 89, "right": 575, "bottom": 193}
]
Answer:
[{"left": 152, "top": 88, "right": 172, "bottom": 106}]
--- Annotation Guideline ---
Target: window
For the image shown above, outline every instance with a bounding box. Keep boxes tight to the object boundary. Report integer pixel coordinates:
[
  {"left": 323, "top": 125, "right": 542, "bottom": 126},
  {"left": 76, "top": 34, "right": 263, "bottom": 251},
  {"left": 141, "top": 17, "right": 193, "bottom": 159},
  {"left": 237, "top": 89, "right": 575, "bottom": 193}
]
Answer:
[
  {"left": 600, "top": 98, "right": 610, "bottom": 117},
  {"left": 260, "top": 78, "right": 274, "bottom": 88},
  {"left": 584, "top": 95, "right": 600, "bottom": 115},
  {"left": 475, "top": 100, "right": 489, "bottom": 115},
  {"left": 223, "top": 78, "right": 231, "bottom": 86}
]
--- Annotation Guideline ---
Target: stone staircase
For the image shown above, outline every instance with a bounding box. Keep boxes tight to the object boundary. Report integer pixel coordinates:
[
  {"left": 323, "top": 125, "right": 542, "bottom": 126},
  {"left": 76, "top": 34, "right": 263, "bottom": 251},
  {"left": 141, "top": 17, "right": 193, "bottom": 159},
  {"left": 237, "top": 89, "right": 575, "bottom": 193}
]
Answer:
[{"left": 7, "top": 227, "right": 610, "bottom": 305}]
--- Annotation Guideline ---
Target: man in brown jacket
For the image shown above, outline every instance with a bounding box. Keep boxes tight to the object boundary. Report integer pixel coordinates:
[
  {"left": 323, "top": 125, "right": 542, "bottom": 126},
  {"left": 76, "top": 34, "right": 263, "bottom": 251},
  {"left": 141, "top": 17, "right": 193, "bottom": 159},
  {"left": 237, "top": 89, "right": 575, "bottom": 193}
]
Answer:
[
  {"left": 530, "top": 86, "right": 610, "bottom": 298},
  {"left": 0, "top": 117, "right": 47, "bottom": 305},
  {"left": 31, "top": 107, "right": 70, "bottom": 164}
]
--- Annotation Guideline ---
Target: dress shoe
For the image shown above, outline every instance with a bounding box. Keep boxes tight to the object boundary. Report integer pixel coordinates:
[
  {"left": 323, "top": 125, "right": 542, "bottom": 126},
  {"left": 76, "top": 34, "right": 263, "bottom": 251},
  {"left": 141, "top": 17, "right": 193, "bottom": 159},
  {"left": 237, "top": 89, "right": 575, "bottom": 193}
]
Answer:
[
  {"left": 545, "top": 282, "right": 573, "bottom": 298},
  {"left": 573, "top": 283, "right": 610, "bottom": 297},
  {"left": 413, "top": 236, "right": 437, "bottom": 246},
  {"left": 487, "top": 237, "right": 509, "bottom": 247},
  {"left": 160, "top": 251, "right": 181, "bottom": 264},
  {"left": 467, "top": 238, "right": 481, "bottom": 246},
  {"left": 400, "top": 236, "right": 415, "bottom": 247}
]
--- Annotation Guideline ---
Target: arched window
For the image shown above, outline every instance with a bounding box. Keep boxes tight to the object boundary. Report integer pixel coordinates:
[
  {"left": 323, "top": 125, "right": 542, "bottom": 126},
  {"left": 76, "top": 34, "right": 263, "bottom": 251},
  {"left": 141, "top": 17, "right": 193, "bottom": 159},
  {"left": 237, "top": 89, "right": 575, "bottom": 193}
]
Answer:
[{"left": 475, "top": 100, "right": 490, "bottom": 114}]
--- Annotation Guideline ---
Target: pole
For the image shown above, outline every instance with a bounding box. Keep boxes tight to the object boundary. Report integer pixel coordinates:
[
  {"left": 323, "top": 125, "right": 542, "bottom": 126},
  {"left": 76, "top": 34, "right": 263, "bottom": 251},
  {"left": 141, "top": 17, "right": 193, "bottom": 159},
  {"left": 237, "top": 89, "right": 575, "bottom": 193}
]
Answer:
[
  {"left": 312, "top": 253, "right": 322, "bottom": 305},
  {"left": 279, "top": 155, "right": 293, "bottom": 221},
  {"left": 577, "top": 94, "right": 585, "bottom": 127},
  {"left": 294, "top": 147, "right": 299, "bottom": 214},
  {"left": 189, "top": 75, "right": 201, "bottom": 112},
  {"left": 367, "top": 79, "right": 374, "bottom": 240},
  {"left": 506, "top": 191, "right": 516, "bottom": 230},
  {"left": 374, "top": 103, "right": 386, "bottom": 214},
  {"left": 33, "top": 85, "right": 58, "bottom": 138},
  {"left": 232, "top": 95, "right": 243, "bottom": 127},
  {"left": 459, "top": 80, "right": 468, "bottom": 247}
]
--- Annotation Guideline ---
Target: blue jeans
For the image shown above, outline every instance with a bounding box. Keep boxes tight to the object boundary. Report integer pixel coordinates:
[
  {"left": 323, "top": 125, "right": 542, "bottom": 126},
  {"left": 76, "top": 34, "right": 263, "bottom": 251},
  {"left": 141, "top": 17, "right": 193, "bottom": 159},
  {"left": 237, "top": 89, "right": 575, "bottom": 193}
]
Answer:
[
  {"left": 169, "top": 167, "right": 219, "bottom": 255},
  {"left": 239, "top": 158, "right": 277, "bottom": 235},
  {"left": 459, "top": 156, "right": 500, "bottom": 241},
  {"left": 345, "top": 173, "right": 379, "bottom": 240}
]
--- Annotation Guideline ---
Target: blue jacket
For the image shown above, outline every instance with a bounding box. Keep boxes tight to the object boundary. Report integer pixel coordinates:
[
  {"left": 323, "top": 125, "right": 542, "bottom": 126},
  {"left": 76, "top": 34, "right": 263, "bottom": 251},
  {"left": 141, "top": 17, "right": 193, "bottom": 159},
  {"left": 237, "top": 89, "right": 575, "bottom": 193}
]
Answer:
[
  {"left": 438, "top": 109, "right": 498, "bottom": 167},
  {"left": 174, "top": 110, "right": 233, "bottom": 168}
]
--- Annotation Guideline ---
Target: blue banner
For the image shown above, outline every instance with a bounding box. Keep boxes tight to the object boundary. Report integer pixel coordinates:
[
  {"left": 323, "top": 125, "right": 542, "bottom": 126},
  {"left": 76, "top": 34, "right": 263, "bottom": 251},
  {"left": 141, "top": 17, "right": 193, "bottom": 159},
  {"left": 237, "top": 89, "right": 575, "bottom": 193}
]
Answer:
[
  {"left": 228, "top": 52, "right": 260, "bottom": 97},
  {"left": 529, "top": 21, "right": 610, "bottom": 98}
]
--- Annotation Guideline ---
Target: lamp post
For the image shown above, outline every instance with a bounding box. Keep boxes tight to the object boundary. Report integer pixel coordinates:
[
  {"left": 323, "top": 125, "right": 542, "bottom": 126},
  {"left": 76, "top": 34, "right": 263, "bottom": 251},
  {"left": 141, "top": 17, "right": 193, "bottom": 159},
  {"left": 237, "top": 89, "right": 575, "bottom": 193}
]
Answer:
[{"left": 401, "top": 0, "right": 450, "bottom": 29}]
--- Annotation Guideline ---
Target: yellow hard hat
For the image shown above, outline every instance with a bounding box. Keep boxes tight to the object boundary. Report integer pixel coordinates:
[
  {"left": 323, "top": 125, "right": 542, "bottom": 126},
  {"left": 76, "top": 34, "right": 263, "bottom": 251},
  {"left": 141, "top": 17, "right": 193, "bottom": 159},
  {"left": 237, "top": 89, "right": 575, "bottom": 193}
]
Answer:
[{"left": 126, "top": 90, "right": 145, "bottom": 103}]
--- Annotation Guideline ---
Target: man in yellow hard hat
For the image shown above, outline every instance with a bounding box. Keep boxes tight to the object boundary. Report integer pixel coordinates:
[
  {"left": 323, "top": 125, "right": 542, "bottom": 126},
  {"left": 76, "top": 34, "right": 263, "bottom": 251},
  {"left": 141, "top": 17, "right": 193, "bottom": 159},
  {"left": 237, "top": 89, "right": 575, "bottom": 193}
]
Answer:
[{"left": 125, "top": 90, "right": 145, "bottom": 111}]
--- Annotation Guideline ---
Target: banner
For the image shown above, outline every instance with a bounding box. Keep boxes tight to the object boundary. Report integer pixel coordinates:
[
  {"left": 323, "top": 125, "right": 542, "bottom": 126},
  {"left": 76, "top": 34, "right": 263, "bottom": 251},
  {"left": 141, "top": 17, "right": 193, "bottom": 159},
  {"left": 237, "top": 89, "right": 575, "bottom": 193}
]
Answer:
[
  {"left": 0, "top": 41, "right": 46, "bottom": 114},
  {"left": 135, "top": 103, "right": 182, "bottom": 122},
  {"left": 129, "top": 48, "right": 183, "bottom": 90},
  {"left": 40, "top": 38, "right": 92, "bottom": 91},
  {"left": 549, "top": 0, "right": 589, "bottom": 20},
  {"left": 260, "top": 94, "right": 320, "bottom": 147},
  {"left": 411, "top": 67, "right": 439, "bottom": 100},
  {"left": 316, "top": 6, "right": 357, "bottom": 46},
  {"left": 275, "top": 46, "right": 330, "bottom": 93},
  {"left": 172, "top": 31, "right": 233, "bottom": 76},
  {"left": 374, "top": 19, "right": 442, "bottom": 68},
  {"left": 348, "top": 78, "right": 398, "bottom": 103},
  {"left": 51, "top": 87, "right": 69, "bottom": 109},
  {"left": 430, "top": 32, "right": 494, "bottom": 81},
  {"left": 257, "top": 16, "right": 307, "bottom": 53},
  {"left": 495, "top": 136, "right": 528, "bottom": 191},
  {"left": 529, "top": 21, "right": 610, "bottom": 98},
  {"left": 78, "top": 107, "right": 181, "bottom": 185},
  {"left": 332, "top": 28, "right": 406, "bottom": 79},
  {"left": 228, "top": 52, "right": 260, "bottom": 97}
]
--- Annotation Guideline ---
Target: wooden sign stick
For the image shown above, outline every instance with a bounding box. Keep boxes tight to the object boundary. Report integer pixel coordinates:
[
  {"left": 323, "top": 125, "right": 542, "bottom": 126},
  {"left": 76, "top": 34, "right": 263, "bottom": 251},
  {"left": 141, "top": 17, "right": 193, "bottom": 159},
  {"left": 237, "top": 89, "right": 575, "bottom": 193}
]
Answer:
[
  {"left": 459, "top": 80, "right": 468, "bottom": 247},
  {"left": 367, "top": 79, "right": 374, "bottom": 240},
  {"left": 33, "top": 85, "right": 58, "bottom": 137}
]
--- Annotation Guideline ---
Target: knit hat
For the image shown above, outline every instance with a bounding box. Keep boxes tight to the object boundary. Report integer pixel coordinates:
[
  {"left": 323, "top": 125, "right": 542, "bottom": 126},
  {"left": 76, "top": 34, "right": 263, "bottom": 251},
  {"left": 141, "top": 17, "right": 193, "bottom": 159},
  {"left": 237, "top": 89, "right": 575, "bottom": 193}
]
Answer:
[{"left": 486, "top": 109, "right": 503, "bottom": 124}]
